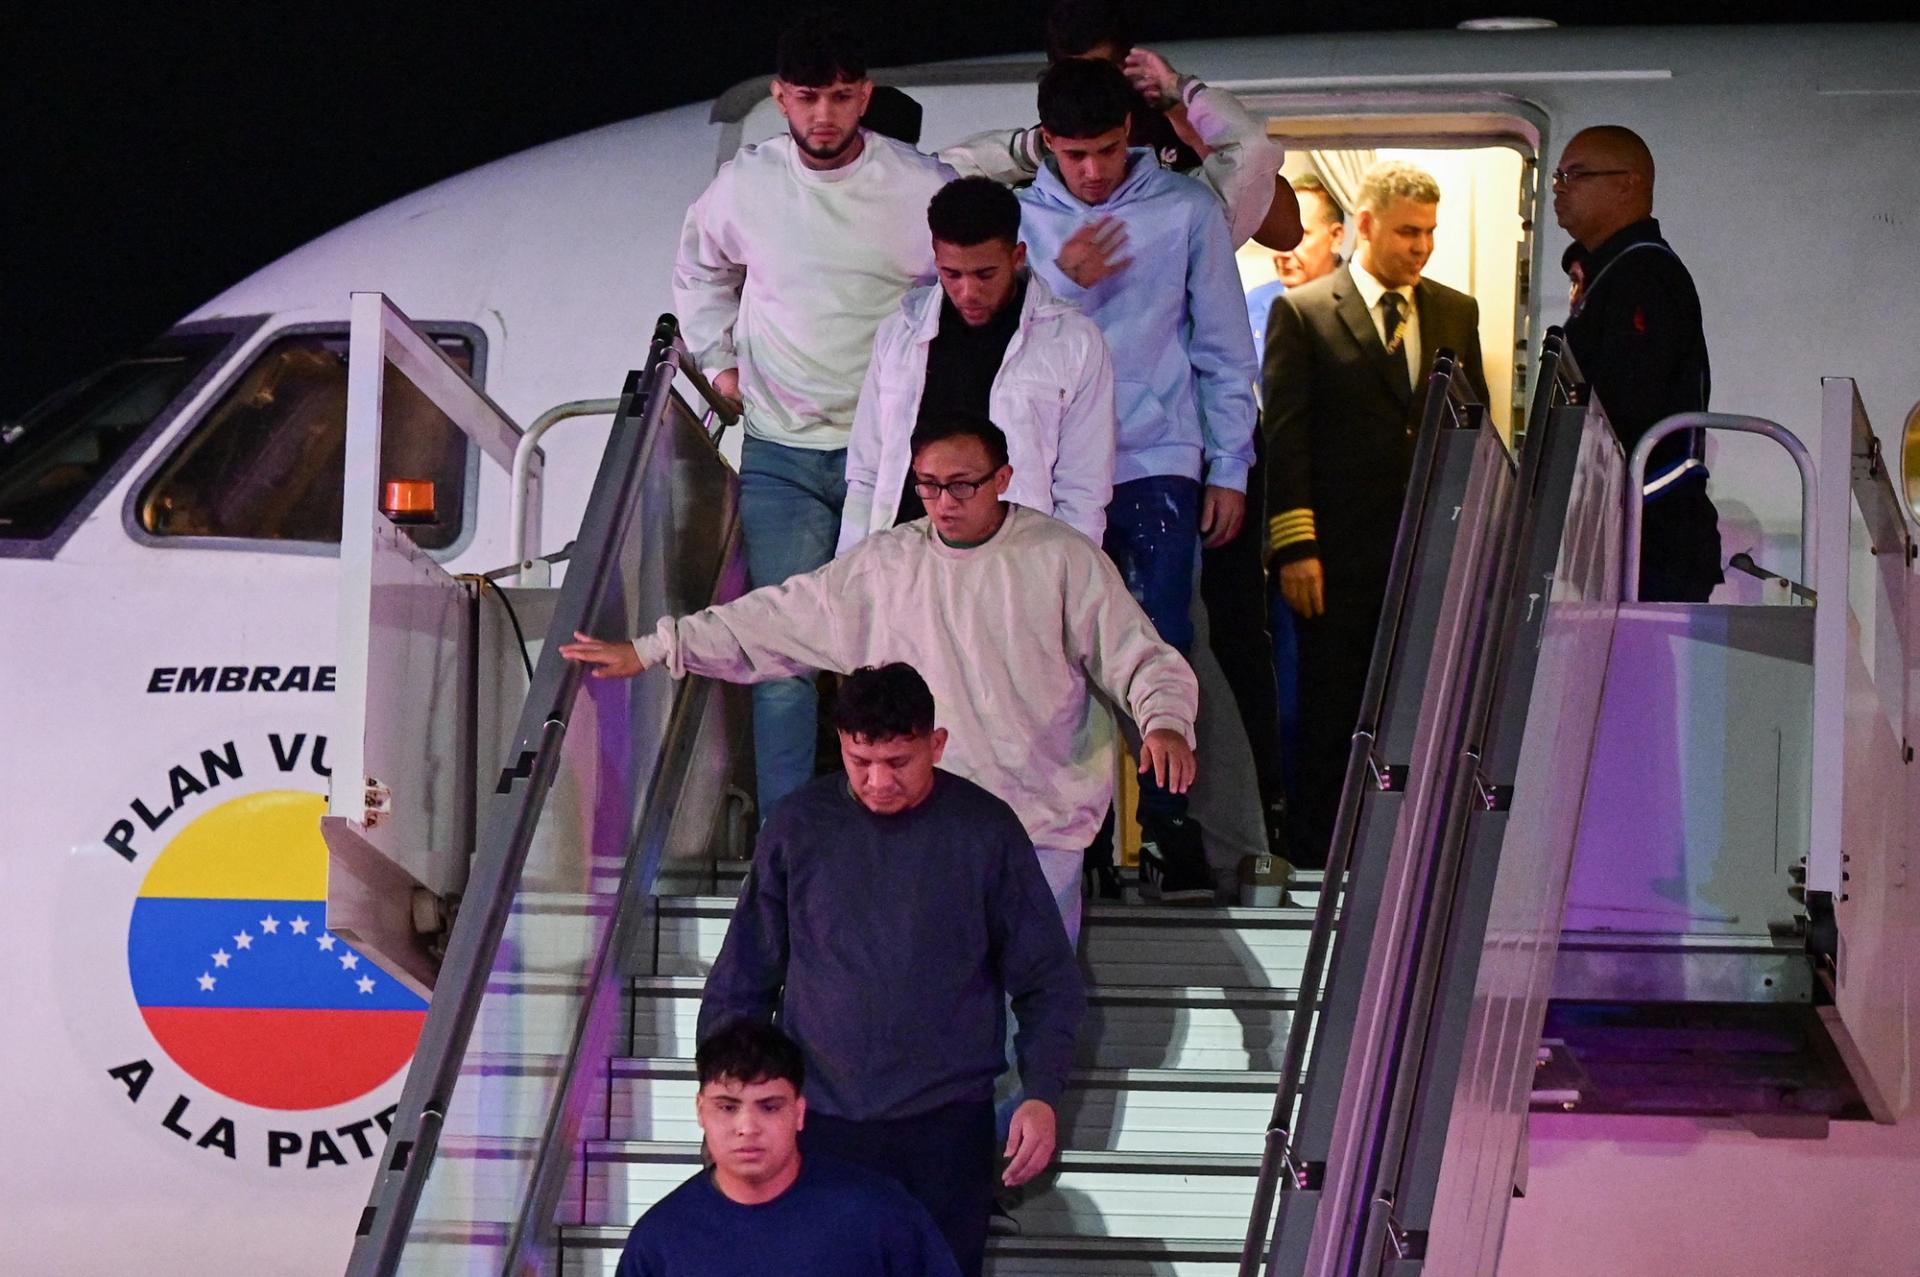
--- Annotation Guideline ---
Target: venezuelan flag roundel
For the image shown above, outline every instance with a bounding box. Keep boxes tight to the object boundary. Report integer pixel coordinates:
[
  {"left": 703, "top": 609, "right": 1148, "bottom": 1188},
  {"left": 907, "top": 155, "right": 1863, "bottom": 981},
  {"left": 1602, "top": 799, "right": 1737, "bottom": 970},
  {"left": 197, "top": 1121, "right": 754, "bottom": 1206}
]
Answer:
[{"left": 126, "top": 790, "right": 426, "bottom": 1110}]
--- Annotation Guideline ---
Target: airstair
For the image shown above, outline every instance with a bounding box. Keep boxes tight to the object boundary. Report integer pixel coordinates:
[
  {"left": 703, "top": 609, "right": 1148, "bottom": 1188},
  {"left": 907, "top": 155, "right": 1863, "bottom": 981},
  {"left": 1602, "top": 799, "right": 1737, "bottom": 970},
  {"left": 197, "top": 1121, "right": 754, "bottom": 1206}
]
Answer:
[{"left": 329, "top": 299, "right": 1913, "bottom": 1276}]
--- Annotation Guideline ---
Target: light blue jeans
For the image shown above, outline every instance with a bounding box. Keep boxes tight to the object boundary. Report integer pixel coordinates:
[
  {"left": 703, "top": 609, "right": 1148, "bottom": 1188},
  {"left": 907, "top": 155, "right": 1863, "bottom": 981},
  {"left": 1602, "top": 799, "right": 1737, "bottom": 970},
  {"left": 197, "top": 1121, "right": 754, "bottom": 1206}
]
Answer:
[{"left": 737, "top": 436, "right": 847, "bottom": 821}]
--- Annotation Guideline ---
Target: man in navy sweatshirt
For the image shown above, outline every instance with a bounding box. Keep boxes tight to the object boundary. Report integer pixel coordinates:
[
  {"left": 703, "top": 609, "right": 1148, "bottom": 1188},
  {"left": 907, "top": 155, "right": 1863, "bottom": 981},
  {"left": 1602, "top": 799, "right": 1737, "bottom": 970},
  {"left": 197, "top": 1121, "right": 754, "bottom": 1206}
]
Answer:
[
  {"left": 697, "top": 662, "right": 1086, "bottom": 1277},
  {"left": 616, "top": 1019, "right": 960, "bottom": 1277}
]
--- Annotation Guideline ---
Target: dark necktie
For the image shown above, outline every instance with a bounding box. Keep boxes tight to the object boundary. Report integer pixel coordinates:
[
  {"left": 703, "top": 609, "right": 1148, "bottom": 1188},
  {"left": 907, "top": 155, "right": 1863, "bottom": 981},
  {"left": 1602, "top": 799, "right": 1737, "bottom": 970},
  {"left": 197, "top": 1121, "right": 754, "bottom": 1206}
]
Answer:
[{"left": 1380, "top": 292, "right": 1411, "bottom": 389}]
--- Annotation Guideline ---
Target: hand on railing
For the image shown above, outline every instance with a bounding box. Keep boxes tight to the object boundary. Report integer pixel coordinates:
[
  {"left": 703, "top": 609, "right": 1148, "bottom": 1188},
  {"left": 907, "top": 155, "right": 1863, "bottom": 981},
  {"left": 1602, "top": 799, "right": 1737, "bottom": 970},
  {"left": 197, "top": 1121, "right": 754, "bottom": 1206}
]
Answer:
[
  {"left": 709, "top": 367, "right": 744, "bottom": 417},
  {"left": 557, "top": 631, "right": 652, "bottom": 679}
]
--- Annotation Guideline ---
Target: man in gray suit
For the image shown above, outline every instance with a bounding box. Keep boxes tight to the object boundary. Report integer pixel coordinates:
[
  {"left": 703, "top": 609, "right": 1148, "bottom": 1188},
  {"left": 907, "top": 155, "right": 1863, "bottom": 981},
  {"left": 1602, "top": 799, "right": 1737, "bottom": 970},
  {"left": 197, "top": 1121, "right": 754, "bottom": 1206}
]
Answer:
[{"left": 1260, "top": 160, "right": 1489, "bottom": 865}]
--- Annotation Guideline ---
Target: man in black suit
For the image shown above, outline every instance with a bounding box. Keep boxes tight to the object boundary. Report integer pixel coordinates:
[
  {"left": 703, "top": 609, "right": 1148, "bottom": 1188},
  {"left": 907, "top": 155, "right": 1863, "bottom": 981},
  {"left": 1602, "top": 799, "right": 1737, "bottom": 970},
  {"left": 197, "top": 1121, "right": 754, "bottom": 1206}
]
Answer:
[{"left": 1260, "top": 161, "right": 1489, "bottom": 865}]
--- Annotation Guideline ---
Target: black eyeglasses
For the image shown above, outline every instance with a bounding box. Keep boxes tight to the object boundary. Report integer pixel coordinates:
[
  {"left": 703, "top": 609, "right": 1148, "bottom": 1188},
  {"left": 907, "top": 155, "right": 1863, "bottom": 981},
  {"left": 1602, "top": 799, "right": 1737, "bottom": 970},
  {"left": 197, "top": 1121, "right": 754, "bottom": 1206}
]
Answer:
[
  {"left": 1550, "top": 167, "right": 1630, "bottom": 187},
  {"left": 911, "top": 472, "right": 994, "bottom": 501}
]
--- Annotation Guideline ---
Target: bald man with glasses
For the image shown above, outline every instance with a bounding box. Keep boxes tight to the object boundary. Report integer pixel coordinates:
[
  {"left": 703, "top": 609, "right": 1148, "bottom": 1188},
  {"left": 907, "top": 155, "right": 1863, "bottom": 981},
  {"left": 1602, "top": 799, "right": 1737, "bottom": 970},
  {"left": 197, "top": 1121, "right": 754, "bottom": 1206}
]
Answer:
[{"left": 1554, "top": 124, "right": 1722, "bottom": 602}]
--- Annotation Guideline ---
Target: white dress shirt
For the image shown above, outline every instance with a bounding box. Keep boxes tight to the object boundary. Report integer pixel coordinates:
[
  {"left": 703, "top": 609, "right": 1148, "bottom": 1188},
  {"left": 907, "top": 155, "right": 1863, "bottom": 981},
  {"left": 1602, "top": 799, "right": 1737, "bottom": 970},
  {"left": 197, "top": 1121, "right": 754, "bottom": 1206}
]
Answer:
[{"left": 1351, "top": 256, "right": 1419, "bottom": 390}]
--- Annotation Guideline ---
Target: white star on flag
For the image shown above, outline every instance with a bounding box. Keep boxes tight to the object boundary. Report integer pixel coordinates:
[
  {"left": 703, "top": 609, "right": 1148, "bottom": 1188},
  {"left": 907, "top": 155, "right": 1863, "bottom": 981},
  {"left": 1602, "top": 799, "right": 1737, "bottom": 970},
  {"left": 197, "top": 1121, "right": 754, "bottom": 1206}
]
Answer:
[
  {"left": 197, "top": 973, "right": 216, "bottom": 992},
  {"left": 234, "top": 931, "right": 253, "bottom": 950},
  {"left": 260, "top": 914, "right": 280, "bottom": 934},
  {"left": 290, "top": 916, "right": 310, "bottom": 935},
  {"left": 356, "top": 976, "right": 375, "bottom": 995},
  {"left": 317, "top": 934, "right": 336, "bottom": 952},
  {"left": 212, "top": 949, "right": 231, "bottom": 968},
  {"left": 340, "top": 952, "right": 359, "bottom": 970}
]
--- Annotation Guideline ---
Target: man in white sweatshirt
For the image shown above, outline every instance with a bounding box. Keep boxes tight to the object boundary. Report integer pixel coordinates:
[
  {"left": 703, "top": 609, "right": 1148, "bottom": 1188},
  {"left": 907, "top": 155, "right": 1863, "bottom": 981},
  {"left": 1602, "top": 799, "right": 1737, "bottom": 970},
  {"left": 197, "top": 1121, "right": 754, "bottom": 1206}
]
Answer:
[
  {"left": 837, "top": 176, "right": 1114, "bottom": 554},
  {"left": 560, "top": 418, "right": 1198, "bottom": 941},
  {"left": 673, "top": 11, "right": 955, "bottom": 819}
]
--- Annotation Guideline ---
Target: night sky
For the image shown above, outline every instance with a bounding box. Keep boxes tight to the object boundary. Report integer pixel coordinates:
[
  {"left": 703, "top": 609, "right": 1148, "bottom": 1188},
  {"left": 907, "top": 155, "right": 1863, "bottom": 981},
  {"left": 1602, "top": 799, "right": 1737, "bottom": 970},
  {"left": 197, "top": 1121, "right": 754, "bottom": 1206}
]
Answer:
[{"left": 6, "top": 2, "right": 1880, "bottom": 418}]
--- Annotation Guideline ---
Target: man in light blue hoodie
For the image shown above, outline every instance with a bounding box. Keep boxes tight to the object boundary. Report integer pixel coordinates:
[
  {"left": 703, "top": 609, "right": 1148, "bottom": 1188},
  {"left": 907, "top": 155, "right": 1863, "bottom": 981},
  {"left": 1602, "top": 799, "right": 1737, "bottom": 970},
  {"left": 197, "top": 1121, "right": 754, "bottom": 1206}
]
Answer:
[{"left": 1016, "top": 57, "right": 1258, "bottom": 902}]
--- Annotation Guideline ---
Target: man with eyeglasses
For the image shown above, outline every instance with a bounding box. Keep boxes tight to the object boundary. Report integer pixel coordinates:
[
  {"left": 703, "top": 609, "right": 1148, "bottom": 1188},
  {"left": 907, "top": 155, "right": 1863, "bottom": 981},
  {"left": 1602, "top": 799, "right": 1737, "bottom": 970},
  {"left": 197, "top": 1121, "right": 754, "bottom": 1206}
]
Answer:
[
  {"left": 1553, "top": 125, "right": 1722, "bottom": 603},
  {"left": 560, "top": 416, "right": 1198, "bottom": 942}
]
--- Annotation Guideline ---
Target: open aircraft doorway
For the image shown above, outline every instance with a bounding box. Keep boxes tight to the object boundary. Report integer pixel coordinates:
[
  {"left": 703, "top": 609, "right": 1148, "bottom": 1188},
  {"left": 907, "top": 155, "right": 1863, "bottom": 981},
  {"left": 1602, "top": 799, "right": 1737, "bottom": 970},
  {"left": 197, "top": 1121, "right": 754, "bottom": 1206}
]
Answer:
[{"left": 1243, "top": 100, "right": 1541, "bottom": 431}]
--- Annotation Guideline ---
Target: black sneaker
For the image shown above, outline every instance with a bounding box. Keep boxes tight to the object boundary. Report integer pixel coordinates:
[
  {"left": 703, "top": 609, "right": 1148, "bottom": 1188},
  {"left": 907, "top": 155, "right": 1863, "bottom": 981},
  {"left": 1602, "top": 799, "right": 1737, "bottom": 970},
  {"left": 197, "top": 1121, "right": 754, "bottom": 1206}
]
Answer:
[
  {"left": 1138, "top": 816, "right": 1214, "bottom": 904},
  {"left": 1083, "top": 809, "right": 1124, "bottom": 901}
]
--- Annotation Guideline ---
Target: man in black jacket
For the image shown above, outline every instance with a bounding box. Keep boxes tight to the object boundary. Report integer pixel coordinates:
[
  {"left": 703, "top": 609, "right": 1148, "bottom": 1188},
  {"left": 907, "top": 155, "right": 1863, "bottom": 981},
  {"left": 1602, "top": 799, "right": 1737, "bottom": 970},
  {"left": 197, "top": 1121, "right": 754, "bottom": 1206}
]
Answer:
[
  {"left": 697, "top": 662, "right": 1085, "bottom": 1277},
  {"left": 1555, "top": 124, "right": 1722, "bottom": 603},
  {"left": 1260, "top": 160, "right": 1489, "bottom": 865}
]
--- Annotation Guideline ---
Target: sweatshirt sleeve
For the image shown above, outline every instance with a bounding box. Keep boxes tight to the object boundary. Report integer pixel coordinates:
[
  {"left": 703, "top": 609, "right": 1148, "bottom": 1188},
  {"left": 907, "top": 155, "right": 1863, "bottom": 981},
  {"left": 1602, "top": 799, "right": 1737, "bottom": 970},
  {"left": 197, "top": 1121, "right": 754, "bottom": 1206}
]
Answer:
[
  {"left": 837, "top": 322, "right": 893, "bottom": 556},
  {"left": 1260, "top": 293, "right": 1319, "bottom": 566},
  {"left": 937, "top": 126, "right": 1043, "bottom": 185},
  {"left": 1070, "top": 543, "right": 1200, "bottom": 745},
  {"left": 697, "top": 833, "right": 789, "bottom": 1042},
  {"left": 1048, "top": 324, "right": 1117, "bottom": 545},
  {"left": 1184, "top": 203, "right": 1260, "bottom": 494},
  {"left": 1180, "top": 82, "right": 1285, "bottom": 248},
  {"left": 988, "top": 806, "right": 1085, "bottom": 1110},
  {"left": 635, "top": 553, "right": 869, "bottom": 682},
  {"left": 671, "top": 169, "right": 747, "bottom": 378}
]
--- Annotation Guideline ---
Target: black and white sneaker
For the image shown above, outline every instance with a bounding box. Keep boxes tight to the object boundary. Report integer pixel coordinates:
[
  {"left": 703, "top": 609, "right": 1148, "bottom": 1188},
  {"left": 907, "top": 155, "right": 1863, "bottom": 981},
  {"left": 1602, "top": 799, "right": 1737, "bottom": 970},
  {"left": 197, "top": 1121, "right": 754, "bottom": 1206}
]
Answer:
[{"left": 1138, "top": 816, "right": 1214, "bottom": 904}]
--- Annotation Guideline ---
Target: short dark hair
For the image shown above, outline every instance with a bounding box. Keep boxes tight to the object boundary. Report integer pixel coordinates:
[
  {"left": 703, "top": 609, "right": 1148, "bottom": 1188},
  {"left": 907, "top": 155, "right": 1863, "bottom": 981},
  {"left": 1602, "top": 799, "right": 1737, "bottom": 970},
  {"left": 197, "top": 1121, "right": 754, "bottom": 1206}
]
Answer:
[
  {"left": 832, "top": 663, "right": 937, "bottom": 742},
  {"left": 1037, "top": 57, "right": 1135, "bottom": 140},
  {"left": 909, "top": 415, "right": 1011, "bottom": 471},
  {"left": 1293, "top": 174, "right": 1346, "bottom": 226},
  {"left": 1045, "top": 0, "right": 1130, "bottom": 62},
  {"left": 928, "top": 177, "right": 1021, "bottom": 249},
  {"left": 775, "top": 10, "right": 867, "bottom": 86},
  {"left": 697, "top": 1019, "right": 806, "bottom": 1092}
]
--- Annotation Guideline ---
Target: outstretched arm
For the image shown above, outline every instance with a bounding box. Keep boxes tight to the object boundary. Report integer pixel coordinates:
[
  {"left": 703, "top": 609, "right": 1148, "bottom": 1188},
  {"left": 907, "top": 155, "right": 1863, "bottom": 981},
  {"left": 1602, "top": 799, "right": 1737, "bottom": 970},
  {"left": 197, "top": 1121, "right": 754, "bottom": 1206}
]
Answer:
[{"left": 561, "top": 553, "right": 868, "bottom": 683}]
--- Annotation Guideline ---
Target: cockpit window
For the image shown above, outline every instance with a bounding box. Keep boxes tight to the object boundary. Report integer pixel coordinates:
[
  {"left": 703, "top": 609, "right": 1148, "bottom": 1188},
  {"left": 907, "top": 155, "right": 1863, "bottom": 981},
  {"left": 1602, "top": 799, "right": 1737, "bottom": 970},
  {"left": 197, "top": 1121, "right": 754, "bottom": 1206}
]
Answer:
[
  {"left": 137, "top": 331, "right": 474, "bottom": 551},
  {"left": 0, "top": 334, "right": 229, "bottom": 540}
]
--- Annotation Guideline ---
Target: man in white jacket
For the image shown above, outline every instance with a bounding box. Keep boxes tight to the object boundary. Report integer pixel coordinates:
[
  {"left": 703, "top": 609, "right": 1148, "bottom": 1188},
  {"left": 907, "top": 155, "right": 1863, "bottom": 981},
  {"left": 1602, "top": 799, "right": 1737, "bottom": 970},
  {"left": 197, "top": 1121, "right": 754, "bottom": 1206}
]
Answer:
[
  {"left": 838, "top": 177, "right": 1114, "bottom": 554},
  {"left": 673, "top": 12, "right": 955, "bottom": 819},
  {"left": 561, "top": 418, "right": 1198, "bottom": 941}
]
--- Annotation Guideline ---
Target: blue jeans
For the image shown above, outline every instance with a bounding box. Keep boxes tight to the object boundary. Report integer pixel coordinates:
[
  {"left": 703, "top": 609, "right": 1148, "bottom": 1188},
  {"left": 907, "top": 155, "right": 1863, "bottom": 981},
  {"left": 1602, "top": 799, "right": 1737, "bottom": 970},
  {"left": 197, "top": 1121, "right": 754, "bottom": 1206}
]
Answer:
[
  {"left": 737, "top": 435, "right": 847, "bottom": 819},
  {"left": 1102, "top": 475, "right": 1201, "bottom": 824}
]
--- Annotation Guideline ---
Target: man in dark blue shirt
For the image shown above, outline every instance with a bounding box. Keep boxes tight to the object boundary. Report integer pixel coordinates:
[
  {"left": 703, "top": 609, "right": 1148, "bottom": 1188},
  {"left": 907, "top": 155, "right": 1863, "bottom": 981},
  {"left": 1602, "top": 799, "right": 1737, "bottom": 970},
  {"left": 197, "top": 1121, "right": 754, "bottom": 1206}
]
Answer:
[
  {"left": 617, "top": 1020, "right": 960, "bottom": 1277},
  {"left": 698, "top": 662, "right": 1086, "bottom": 1277}
]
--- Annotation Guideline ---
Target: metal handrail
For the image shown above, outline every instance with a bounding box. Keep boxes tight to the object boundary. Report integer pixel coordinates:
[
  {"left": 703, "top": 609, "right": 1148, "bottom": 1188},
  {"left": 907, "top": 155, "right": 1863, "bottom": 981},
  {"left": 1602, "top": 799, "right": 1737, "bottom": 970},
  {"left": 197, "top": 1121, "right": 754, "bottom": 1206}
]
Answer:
[
  {"left": 504, "top": 648, "right": 735, "bottom": 1272},
  {"left": 1623, "top": 412, "right": 1816, "bottom": 603},
  {"left": 348, "top": 316, "right": 694, "bottom": 1275},
  {"left": 666, "top": 335, "right": 742, "bottom": 439},
  {"left": 508, "top": 399, "right": 620, "bottom": 583},
  {"left": 1238, "top": 351, "right": 1477, "bottom": 1276},
  {"left": 503, "top": 337, "right": 739, "bottom": 585}
]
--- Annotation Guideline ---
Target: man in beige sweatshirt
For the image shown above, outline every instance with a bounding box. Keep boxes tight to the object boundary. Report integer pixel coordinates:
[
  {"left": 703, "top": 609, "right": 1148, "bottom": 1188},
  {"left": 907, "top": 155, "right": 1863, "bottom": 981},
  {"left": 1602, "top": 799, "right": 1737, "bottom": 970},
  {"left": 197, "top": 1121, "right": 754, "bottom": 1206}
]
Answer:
[{"left": 560, "top": 417, "right": 1199, "bottom": 938}]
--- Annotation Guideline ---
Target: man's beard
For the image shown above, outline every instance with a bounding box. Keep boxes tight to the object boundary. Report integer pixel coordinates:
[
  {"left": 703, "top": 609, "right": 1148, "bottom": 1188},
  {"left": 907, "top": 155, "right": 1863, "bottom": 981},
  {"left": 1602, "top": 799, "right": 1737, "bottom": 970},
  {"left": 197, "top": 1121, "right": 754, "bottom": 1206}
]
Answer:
[{"left": 791, "top": 124, "right": 857, "bottom": 163}]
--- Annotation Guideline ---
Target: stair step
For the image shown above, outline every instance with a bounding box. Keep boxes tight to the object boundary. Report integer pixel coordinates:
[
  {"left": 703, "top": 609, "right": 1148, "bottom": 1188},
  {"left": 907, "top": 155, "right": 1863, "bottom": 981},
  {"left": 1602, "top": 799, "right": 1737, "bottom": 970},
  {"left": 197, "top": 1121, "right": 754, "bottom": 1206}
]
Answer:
[
  {"left": 634, "top": 897, "right": 1318, "bottom": 988},
  {"left": 594, "top": 1057, "right": 1281, "bottom": 1152},
  {"left": 559, "top": 1225, "right": 1243, "bottom": 1276},
  {"left": 578, "top": 1142, "right": 1260, "bottom": 1240},
  {"left": 627, "top": 977, "right": 1301, "bottom": 1071},
  {"left": 648, "top": 866, "right": 1324, "bottom": 900}
]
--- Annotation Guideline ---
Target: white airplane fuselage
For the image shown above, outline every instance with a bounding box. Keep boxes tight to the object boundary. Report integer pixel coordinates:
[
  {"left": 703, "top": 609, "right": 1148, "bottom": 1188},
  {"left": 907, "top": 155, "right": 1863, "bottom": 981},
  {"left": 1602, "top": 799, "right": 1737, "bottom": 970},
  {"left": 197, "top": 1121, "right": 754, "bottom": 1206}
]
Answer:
[{"left": 3, "top": 25, "right": 1917, "bottom": 1277}]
